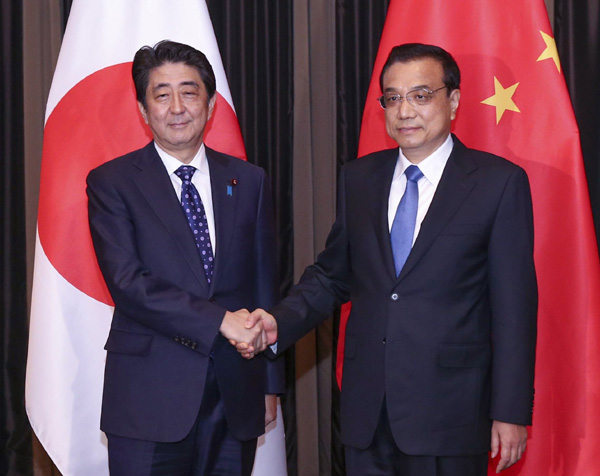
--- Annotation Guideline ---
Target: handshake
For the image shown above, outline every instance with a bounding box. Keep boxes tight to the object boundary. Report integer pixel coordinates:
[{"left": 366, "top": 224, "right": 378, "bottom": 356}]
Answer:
[{"left": 219, "top": 309, "right": 278, "bottom": 359}]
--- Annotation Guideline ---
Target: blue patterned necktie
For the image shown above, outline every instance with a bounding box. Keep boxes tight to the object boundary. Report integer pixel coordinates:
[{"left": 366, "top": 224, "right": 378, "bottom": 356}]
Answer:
[
  {"left": 390, "top": 165, "right": 424, "bottom": 276},
  {"left": 175, "top": 165, "right": 214, "bottom": 283}
]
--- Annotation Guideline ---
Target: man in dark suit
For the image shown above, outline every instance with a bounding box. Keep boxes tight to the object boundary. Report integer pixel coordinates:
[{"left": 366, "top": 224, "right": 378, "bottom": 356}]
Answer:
[
  {"left": 243, "top": 43, "right": 537, "bottom": 476},
  {"left": 86, "top": 40, "right": 283, "bottom": 476}
]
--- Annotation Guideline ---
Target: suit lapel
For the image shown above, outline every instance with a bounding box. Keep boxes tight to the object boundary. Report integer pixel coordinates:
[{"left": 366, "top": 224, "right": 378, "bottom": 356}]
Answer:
[
  {"left": 397, "top": 138, "right": 477, "bottom": 282},
  {"left": 132, "top": 142, "right": 210, "bottom": 293},
  {"left": 367, "top": 149, "right": 400, "bottom": 281},
  {"left": 206, "top": 148, "right": 237, "bottom": 293}
]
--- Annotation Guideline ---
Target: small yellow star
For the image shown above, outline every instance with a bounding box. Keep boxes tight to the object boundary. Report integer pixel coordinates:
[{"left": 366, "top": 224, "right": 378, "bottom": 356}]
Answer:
[
  {"left": 537, "top": 30, "right": 561, "bottom": 72},
  {"left": 481, "top": 77, "right": 521, "bottom": 124}
]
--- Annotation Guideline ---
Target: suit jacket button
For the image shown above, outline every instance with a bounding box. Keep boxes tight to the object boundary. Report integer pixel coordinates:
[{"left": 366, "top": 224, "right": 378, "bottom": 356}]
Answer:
[
  {"left": 391, "top": 293, "right": 399, "bottom": 301},
  {"left": 382, "top": 338, "right": 386, "bottom": 344},
  {"left": 191, "top": 343, "right": 197, "bottom": 350},
  {"left": 174, "top": 336, "right": 181, "bottom": 343}
]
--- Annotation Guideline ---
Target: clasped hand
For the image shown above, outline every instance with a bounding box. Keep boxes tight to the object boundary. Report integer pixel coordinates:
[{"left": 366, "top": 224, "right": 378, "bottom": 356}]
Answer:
[{"left": 219, "top": 308, "right": 278, "bottom": 359}]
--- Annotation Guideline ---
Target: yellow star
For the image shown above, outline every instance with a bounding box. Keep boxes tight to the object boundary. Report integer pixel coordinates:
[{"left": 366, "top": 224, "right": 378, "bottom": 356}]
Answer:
[
  {"left": 481, "top": 77, "right": 521, "bottom": 124},
  {"left": 537, "top": 30, "right": 561, "bottom": 72}
]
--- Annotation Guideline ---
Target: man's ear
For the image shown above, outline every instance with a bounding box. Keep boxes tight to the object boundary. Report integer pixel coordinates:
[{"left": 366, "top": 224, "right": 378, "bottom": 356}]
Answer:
[
  {"left": 449, "top": 89, "right": 460, "bottom": 120},
  {"left": 207, "top": 95, "right": 217, "bottom": 120},
  {"left": 138, "top": 101, "right": 149, "bottom": 124}
]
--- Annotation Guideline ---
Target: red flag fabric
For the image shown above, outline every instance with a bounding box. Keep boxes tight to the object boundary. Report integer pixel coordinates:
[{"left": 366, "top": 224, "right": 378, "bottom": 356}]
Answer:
[
  {"left": 25, "top": 1, "right": 286, "bottom": 475},
  {"left": 336, "top": 1, "right": 600, "bottom": 474}
]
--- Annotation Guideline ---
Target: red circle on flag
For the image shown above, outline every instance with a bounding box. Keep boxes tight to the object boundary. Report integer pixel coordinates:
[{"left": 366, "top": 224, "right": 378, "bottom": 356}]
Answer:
[{"left": 39, "top": 62, "right": 246, "bottom": 306}]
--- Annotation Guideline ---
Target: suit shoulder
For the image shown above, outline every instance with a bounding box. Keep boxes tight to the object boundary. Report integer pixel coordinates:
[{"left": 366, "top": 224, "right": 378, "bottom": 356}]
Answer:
[
  {"left": 469, "top": 148, "right": 518, "bottom": 168},
  {"left": 461, "top": 143, "right": 524, "bottom": 174},
  {"left": 450, "top": 135, "right": 513, "bottom": 167},
  {"left": 206, "top": 147, "right": 267, "bottom": 179},
  {"left": 87, "top": 142, "right": 152, "bottom": 182}
]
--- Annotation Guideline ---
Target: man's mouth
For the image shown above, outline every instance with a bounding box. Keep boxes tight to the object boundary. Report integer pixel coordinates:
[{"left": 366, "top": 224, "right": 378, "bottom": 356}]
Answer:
[{"left": 397, "top": 126, "right": 420, "bottom": 133}]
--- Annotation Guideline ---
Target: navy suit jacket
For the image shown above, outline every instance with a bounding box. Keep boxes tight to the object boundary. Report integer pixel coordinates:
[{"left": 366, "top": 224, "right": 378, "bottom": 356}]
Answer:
[
  {"left": 270, "top": 136, "right": 537, "bottom": 455},
  {"left": 87, "top": 142, "right": 284, "bottom": 443}
]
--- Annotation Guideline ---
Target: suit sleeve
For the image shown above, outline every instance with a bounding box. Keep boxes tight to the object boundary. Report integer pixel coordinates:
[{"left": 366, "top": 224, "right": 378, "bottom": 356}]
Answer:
[
  {"left": 87, "top": 167, "right": 225, "bottom": 357},
  {"left": 270, "top": 166, "right": 352, "bottom": 353},
  {"left": 253, "top": 169, "right": 286, "bottom": 394},
  {"left": 488, "top": 167, "right": 538, "bottom": 425}
]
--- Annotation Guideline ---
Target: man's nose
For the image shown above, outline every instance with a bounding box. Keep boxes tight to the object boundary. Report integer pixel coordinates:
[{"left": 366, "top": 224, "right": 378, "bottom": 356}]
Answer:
[
  {"left": 396, "top": 97, "right": 416, "bottom": 119},
  {"left": 170, "top": 94, "right": 185, "bottom": 114}
]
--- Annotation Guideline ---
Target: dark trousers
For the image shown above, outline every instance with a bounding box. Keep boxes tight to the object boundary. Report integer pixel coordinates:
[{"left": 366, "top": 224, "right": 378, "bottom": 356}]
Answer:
[
  {"left": 345, "top": 402, "right": 488, "bottom": 476},
  {"left": 107, "top": 359, "right": 257, "bottom": 476}
]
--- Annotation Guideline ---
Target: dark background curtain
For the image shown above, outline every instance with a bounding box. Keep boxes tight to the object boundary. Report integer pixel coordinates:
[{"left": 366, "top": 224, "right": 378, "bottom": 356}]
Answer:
[
  {"left": 1, "top": 1, "right": 33, "bottom": 475},
  {"left": 555, "top": 0, "right": 600, "bottom": 245},
  {"left": 336, "top": 1, "right": 390, "bottom": 168},
  {"left": 59, "top": 0, "right": 71, "bottom": 35}
]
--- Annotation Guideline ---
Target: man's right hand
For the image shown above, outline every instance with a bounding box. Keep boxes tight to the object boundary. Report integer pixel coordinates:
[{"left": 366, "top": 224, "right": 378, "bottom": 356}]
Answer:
[
  {"left": 236, "top": 308, "right": 278, "bottom": 359},
  {"left": 219, "top": 309, "right": 267, "bottom": 354}
]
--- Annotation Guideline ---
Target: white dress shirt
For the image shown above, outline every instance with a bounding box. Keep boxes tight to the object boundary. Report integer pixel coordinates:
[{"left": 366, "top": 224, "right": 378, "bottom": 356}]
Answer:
[
  {"left": 154, "top": 143, "right": 216, "bottom": 253},
  {"left": 388, "top": 134, "right": 454, "bottom": 244}
]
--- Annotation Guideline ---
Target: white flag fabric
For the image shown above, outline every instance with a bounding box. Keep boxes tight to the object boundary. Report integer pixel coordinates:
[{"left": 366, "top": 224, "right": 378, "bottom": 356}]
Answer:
[{"left": 25, "top": 1, "right": 286, "bottom": 475}]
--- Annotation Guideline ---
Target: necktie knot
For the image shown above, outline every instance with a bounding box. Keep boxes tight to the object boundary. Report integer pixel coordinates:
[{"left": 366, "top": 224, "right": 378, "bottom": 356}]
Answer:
[
  {"left": 405, "top": 165, "right": 423, "bottom": 183},
  {"left": 175, "top": 165, "right": 196, "bottom": 184}
]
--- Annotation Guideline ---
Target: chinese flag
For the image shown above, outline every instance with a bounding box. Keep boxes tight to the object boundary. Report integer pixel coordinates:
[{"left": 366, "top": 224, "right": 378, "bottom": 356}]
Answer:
[{"left": 337, "top": 1, "right": 600, "bottom": 475}]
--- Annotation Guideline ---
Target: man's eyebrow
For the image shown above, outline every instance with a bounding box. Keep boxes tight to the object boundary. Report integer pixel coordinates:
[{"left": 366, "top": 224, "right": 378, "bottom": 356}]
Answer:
[
  {"left": 384, "top": 84, "right": 432, "bottom": 93},
  {"left": 152, "top": 80, "right": 201, "bottom": 91},
  {"left": 179, "top": 80, "right": 201, "bottom": 88}
]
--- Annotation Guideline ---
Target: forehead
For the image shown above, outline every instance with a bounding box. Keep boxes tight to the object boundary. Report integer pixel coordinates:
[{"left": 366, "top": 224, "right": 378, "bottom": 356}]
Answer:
[
  {"left": 147, "top": 62, "right": 203, "bottom": 88},
  {"left": 382, "top": 58, "right": 444, "bottom": 91}
]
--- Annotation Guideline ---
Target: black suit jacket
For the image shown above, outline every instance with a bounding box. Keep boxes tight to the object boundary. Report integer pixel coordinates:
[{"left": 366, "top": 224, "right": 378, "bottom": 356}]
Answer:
[
  {"left": 270, "top": 136, "right": 537, "bottom": 455},
  {"left": 87, "top": 142, "right": 284, "bottom": 443}
]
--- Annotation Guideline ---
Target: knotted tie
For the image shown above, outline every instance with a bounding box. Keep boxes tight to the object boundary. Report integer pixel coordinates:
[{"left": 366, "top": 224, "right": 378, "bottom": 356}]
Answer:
[
  {"left": 390, "top": 165, "right": 424, "bottom": 276},
  {"left": 175, "top": 165, "right": 214, "bottom": 283}
]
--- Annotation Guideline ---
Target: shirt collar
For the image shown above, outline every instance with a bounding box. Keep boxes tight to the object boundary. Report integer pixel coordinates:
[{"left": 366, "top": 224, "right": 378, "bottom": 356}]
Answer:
[
  {"left": 393, "top": 134, "right": 454, "bottom": 187},
  {"left": 154, "top": 142, "right": 209, "bottom": 177}
]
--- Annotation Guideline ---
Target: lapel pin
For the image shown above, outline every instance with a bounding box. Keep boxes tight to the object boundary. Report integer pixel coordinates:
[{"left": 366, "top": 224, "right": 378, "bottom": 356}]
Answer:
[{"left": 227, "top": 178, "right": 237, "bottom": 197}]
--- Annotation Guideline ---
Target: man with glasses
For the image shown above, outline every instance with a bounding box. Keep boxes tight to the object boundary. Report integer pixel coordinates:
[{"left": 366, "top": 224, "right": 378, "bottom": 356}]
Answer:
[{"left": 243, "top": 43, "right": 537, "bottom": 476}]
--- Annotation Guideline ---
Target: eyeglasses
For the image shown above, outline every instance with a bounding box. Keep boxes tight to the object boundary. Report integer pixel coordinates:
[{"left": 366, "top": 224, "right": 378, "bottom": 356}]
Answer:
[{"left": 378, "top": 86, "right": 448, "bottom": 109}]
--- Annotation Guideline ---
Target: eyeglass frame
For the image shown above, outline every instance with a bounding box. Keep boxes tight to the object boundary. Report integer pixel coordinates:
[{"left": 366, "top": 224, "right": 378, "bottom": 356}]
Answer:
[{"left": 377, "top": 85, "right": 449, "bottom": 110}]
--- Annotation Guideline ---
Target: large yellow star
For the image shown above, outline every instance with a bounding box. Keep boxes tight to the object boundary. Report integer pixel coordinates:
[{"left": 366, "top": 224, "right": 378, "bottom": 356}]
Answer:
[
  {"left": 537, "top": 30, "right": 561, "bottom": 72},
  {"left": 481, "top": 77, "right": 521, "bottom": 124}
]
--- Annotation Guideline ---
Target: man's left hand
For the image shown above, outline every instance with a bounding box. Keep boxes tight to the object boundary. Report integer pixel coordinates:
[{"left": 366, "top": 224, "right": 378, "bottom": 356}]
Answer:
[
  {"left": 265, "top": 394, "right": 277, "bottom": 427},
  {"left": 491, "top": 420, "right": 528, "bottom": 473}
]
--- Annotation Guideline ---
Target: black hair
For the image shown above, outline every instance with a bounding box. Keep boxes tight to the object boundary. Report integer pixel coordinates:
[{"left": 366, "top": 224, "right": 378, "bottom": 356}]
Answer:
[
  {"left": 379, "top": 43, "right": 460, "bottom": 95},
  {"left": 132, "top": 40, "right": 216, "bottom": 108}
]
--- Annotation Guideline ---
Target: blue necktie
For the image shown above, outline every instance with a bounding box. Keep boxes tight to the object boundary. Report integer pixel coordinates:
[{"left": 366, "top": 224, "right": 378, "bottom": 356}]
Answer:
[
  {"left": 390, "top": 165, "right": 424, "bottom": 276},
  {"left": 175, "top": 165, "right": 214, "bottom": 284}
]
